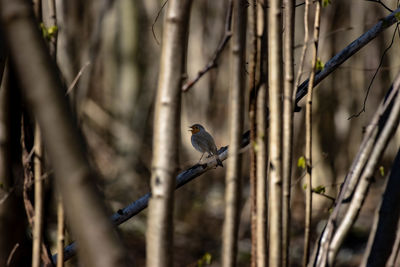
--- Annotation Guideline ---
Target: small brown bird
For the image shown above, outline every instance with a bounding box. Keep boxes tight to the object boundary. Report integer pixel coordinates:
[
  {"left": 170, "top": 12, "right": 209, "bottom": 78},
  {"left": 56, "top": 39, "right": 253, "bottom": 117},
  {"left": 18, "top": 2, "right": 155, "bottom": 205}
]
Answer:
[{"left": 189, "top": 124, "right": 223, "bottom": 167}]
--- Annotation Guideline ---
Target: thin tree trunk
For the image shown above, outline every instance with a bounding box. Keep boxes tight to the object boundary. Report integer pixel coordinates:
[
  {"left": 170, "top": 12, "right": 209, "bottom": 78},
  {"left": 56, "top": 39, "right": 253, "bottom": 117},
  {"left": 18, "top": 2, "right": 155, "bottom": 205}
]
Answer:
[
  {"left": 146, "top": 0, "right": 192, "bottom": 266},
  {"left": 32, "top": 125, "right": 43, "bottom": 267},
  {"left": 303, "top": 2, "right": 321, "bottom": 266},
  {"left": 0, "top": 1, "right": 131, "bottom": 266},
  {"left": 256, "top": 2, "right": 268, "bottom": 267},
  {"left": 56, "top": 196, "right": 65, "bottom": 267},
  {"left": 282, "top": 0, "right": 295, "bottom": 266},
  {"left": 248, "top": 0, "right": 258, "bottom": 266},
  {"left": 256, "top": 84, "right": 268, "bottom": 267},
  {"left": 222, "top": 0, "right": 247, "bottom": 266},
  {"left": 267, "top": 0, "right": 283, "bottom": 266}
]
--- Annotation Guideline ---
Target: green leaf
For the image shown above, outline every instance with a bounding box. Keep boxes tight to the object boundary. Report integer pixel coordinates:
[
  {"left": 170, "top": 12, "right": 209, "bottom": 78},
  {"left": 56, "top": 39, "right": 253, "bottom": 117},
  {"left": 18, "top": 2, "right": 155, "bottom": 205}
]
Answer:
[
  {"left": 197, "top": 252, "right": 212, "bottom": 267},
  {"left": 303, "top": 183, "right": 307, "bottom": 190},
  {"left": 203, "top": 253, "right": 212, "bottom": 264},
  {"left": 40, "top": 23, "right": 58, "bottom": 41},
  {"left": 395, "top": 12, "right": 400, "bottom": 22},
  {"left": 316, "top": 58, "right": 325, "bottom": 71},
  {"left": 252, "top": 140, "right": 258, "bottom": 153},
  {"left": 379, "top": 166, "right": 385, "bottom": 177},
  {"left": 298, "top": 156, "right": 306, "bottom": 169},
  {"left": 313, "top": 185, "right": 326, "bottom": 194},
  {"left": 322, "top": 0, "right": 331, "bottom": 7},
  {"left": 47, "top": 25, "right": 58, "bottom": 38}
]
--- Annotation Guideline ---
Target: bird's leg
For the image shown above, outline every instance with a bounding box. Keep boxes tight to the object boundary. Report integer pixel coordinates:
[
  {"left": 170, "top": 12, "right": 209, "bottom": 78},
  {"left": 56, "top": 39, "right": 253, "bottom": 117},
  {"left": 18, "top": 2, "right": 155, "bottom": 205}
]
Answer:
[{"left": 198, "top": 152, "right": 205, "bottom": 163}]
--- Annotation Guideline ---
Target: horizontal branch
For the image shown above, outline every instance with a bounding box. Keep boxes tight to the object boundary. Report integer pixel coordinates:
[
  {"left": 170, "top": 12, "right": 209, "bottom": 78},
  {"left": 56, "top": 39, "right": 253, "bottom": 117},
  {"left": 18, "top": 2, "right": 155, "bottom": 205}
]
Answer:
[
  {"left": 53, "top": 131, "right": 250, "bottom": 263},
  {"left": 294, "top": 7, "right": 400, "bottom": 110}
]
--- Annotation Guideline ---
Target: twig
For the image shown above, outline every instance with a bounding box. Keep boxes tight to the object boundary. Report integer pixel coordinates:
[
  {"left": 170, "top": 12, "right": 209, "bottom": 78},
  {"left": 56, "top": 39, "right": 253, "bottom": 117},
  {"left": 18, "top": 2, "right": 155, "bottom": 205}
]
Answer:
[
  {"left": 65, "top": 61, "right": 91, "bottom": 96},
  {"left": 312, "top": 190, "right": 335, "bottom": 202},
  {"left": 348, "top": 23, "right": 399, "bottom": 119},
  {"left": 366, "top": 0, "right": 394, "bottom": 12},
  {"left": 151, "top": 0, "right": 169, "bottom": 45},
  {"left": 0, "top": 188, "right": 13, "bottom": 205},
  {"left": 182, "top": 0, "right": 233, "bottom": 92},
  {"left": 6, "top": 243, "right": 19, "bottom": 267}
]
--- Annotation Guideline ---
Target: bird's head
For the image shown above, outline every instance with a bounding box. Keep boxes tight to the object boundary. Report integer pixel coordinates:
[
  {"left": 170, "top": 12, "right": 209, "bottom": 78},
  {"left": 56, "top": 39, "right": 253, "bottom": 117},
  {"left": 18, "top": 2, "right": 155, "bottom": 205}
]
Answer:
[{"left": 189, "top": 124, "right": 204, "bottom": 134}]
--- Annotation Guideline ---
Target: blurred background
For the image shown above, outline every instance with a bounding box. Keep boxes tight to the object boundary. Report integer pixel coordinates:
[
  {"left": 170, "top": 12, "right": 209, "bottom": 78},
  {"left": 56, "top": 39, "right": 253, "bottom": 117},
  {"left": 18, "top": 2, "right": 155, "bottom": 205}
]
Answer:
[{"left": 52, "top": 0, "right": 400, "bottom": 265}]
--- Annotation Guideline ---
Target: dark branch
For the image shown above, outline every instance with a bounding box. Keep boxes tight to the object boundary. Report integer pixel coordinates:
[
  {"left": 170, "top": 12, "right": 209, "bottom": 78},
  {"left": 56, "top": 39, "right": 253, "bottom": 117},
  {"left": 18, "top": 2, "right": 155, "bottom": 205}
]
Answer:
[
  {"left": 151, "top": 0, "right": 169, "bottom": 45},
  {"left": 365, "top": 0, "right": 394, "bottom": 13}
]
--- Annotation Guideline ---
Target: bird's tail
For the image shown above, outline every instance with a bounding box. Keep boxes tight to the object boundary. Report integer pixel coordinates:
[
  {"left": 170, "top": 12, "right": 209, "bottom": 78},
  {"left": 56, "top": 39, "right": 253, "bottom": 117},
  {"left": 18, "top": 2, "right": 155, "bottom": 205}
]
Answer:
[{"left": 216, "top": 157, "right": 224, "bottom": 168}]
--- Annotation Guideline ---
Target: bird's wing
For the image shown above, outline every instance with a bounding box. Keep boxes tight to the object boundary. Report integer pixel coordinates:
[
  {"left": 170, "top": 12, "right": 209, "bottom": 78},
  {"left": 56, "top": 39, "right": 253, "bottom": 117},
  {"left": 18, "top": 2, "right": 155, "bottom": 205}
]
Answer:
[
  {"left": 201, "top": 131, "right": 218, "bottom": 155},
  {"left": 191, "top": 134, "right": 208, "bottom": 153}
]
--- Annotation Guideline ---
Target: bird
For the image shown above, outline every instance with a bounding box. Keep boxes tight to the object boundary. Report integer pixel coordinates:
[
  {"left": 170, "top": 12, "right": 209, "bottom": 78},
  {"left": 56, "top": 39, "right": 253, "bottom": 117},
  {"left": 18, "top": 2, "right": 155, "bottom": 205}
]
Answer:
[{"left": 189, "top": 124, "right": 223, "bottom": 167}]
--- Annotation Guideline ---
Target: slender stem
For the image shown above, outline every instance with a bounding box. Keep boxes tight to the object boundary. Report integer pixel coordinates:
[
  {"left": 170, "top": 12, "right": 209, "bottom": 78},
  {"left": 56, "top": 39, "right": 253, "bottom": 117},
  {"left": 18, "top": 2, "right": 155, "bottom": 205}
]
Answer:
[
  {"left": 248, "top": 0, "right": 258, "bottom": 266},
  {"left": 56, "top": 196, "right": 65, "bottom": 267},
  {"left": 222, "top": 0, "right": 247, "bottom": 266},
  {"left": 32, "top": 124, "right": 43, "bottom": 267},
  {"left": 282, "top": 0, "right": 295, "bottom": 266},
  {"left": 303, "top": 1, "right": 321, "bottom": 266},
  {"left": 268, "top": 0, "right": 283, "bottom": 265}
]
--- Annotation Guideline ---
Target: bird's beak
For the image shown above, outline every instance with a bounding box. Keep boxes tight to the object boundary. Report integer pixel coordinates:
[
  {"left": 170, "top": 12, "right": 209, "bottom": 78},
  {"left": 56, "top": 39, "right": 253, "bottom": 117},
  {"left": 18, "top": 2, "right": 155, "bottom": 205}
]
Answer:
[{"left": 188, "top": 126, "right": 193, "bottom": 132}]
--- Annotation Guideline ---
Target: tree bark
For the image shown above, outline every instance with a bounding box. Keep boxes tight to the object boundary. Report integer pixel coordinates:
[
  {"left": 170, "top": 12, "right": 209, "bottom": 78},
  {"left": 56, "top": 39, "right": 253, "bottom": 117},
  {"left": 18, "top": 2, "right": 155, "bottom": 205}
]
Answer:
[
  {"left": 248, "top": 0, "right": 258, "bottom": 266},
  {"left": 303, "top": 2, "right": 321, "bottom": 266},
  {"left": 268, "top": 0, "right": 283, "bottom": 266},
  {"left": 222, "top": 0, "right": 247, "bottom": 266},
  {"left": 146, "top": 0, "right": 192, "bottom": 266},
  {"left": 282, "top": 1, "right": 295, "bottom": 266}
]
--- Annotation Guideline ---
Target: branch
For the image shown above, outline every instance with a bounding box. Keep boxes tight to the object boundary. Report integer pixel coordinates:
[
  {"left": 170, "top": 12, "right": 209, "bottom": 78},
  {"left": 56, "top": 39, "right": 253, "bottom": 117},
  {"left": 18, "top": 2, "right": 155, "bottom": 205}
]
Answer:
[
  {"left": 365, "top": 0, "right": 394, "bottom": 13},
  {"left": 181, "top": 0, "right": 233, "bottom": 92},
  {"left": 361, "top": 148, "right": 400, "bottom": 266},
  {"left": 295, "top": 7, "right": 400, "bottom": 111},
  {"left": 53, "top": 131, "right": 250, "bottom": 263}
]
